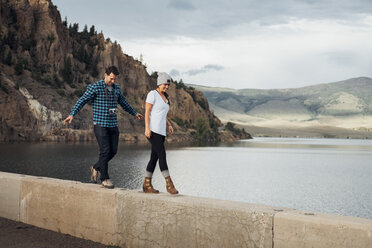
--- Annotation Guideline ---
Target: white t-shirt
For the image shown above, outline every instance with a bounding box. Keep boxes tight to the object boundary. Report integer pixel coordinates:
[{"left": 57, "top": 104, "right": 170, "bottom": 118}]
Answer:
[{"left": 146, "top": 90, "right": 169, "bottom": 136}]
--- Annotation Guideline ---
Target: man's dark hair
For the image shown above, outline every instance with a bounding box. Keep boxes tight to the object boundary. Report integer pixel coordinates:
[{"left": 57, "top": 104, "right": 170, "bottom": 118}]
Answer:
[{"left": 105, "top": 66, "right": 120, "bottom": 76}]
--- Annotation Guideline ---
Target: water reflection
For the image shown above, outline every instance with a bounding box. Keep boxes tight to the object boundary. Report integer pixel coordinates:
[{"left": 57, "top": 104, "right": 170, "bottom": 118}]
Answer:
[
  {"left": 0, "top": 137, "right": 371, "bottom": 219},
  {"left": 0, "top": 142, "right": 150, "bottom": 186}
]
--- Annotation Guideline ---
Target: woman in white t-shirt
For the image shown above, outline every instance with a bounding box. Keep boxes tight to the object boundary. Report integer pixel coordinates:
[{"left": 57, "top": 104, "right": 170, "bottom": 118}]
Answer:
[{"left": 142, "top": 72, "right": 178, "bottom": 194}]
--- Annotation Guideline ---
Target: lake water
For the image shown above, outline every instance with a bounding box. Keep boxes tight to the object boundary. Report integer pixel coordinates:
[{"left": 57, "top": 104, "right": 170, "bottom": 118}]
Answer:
[{"left": 1, "top": 137, "right": 371, "bottom": 219}]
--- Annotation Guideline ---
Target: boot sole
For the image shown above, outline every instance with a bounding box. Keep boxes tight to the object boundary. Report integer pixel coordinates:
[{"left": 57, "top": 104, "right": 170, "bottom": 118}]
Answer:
[
  {"left": 143, "top": 189, "right": 159, "bottom": 194},
  {"left": 102, "top": 184, "right": 114, "bottom": 189}
]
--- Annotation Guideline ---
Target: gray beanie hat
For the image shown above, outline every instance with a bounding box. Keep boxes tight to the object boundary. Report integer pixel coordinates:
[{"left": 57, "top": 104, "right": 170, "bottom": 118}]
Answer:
[{"left": 157, "top": 72, "right": 172, "bottom": 86}]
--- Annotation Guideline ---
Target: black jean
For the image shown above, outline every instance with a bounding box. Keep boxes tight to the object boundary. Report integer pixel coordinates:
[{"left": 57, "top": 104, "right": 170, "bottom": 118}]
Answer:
[
  {"left": 146, "top": 132, "right": 169, "bottom": 173},
  {"left": 93, "top": 125, "right": 119, "bottom": 181}
]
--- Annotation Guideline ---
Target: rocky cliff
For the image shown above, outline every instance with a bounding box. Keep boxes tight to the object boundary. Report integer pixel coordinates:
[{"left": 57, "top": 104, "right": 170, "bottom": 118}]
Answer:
[{"left": 0, "top": 0, "right": 248, "bottom": 142}]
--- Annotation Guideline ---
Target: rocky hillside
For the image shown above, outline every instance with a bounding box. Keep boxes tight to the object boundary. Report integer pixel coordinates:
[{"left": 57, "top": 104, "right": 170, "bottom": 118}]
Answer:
[
  {"left": 193, "top": 77, "right": 372, "bottom": 138},
  {"left": 0, "top": 0, "right": 245, "bottom": 142}
]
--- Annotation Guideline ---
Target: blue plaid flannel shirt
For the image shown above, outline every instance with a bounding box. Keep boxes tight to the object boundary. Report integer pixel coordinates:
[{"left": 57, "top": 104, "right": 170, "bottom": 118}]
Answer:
[{"left": 69, "top": 79, "right": 137, "bottom": 127}]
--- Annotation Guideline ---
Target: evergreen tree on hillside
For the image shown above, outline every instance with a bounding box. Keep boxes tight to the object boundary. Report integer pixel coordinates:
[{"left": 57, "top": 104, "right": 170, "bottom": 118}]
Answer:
[
  {"left": 62, "top": 56, "right": 73, "bottom": 85},
  {"left": 5, "top": 51, "right": 12, "bottom": 65},
  {"left": 193, "top": 118, "right": 219, "bottom": 144},
  {"left": 14, "top": 59, "right": 23, "bottom": 75},
  {"left": 89, "top": 25, "right": 96, "bottom": 36},
  {"left": 62, "top": 17, "right": 68, "bottom": 27}
]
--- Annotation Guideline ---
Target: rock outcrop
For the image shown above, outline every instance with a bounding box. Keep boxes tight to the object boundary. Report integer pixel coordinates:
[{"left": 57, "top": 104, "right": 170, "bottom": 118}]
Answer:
[{"left": 0, "top": 0, "right": 245, "bottom": 143}]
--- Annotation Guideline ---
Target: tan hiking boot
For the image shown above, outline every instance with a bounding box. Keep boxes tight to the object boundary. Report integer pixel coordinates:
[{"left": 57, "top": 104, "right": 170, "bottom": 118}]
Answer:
[
  {"left": 143, "top": 177, "right": 159, "bottom": 193},
  {"left": 102, "top": 179, "right": 114, "bottom": 189},
  {"left": 165, "top": 176, "right": 178, "bottom": 194},
  {"left": 90, "top": 166, "right": 99, "bottom": 184}
]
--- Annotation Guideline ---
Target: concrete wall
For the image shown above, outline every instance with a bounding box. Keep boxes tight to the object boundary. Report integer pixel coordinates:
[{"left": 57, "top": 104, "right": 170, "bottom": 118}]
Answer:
[{"left": 0, "top": 172, "right": 371, "bottom": 248}]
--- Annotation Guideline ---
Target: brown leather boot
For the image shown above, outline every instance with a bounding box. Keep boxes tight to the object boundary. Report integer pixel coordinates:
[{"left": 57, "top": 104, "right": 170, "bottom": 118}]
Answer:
[
  {"left": 143, "top": 177, "right": 159, "bottom": 193},
  {"left": 90, "top": 166, "right": 99, "bottom": 184},
  {"left": 165, "top": 176, "right": 179, "bottom": 194}
]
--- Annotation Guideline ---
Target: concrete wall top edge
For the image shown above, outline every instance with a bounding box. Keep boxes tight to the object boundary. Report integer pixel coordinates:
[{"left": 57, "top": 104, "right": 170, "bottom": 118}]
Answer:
[
  {"left": 276, "top": 210, "right": 372, "bottom": 226},
  {"left": 116, "top": 189, "right": 285, "bottom": 215},
  {"left": 2, "top": 172, "right": 285, "bottom": 215},
  {"left": 0, "top": 171, "right": 28, "bottom": 179},
  {"left": 2, "top": 171, "right": 372, "bottom": 224}
]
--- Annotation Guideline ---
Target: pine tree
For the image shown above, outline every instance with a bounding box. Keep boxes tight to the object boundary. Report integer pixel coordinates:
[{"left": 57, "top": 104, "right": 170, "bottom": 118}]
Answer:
[
  {"left": 62, "top": 17, "right": 68, "bottom": 27},
  {"left": 82, "top": 24, "right": 89, "bottom": 40},
  {"left": 62, "top": 56, "right": 73, "bottom": 85},
  {"left": 5, "top": 51, "right": 12, "bottom": 65},
  {"left": 0, "top": 40, "right": 4, "bottom": 61},
  {"left": 89, "top": 25, "right": 96, "bottom": 36},
  {"left": 15, "top": 59, "right": 23, "bottom": 75}
]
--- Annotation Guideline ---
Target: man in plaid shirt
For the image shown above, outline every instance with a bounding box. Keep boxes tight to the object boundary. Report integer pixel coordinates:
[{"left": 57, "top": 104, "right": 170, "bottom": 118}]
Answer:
[{"left": 63, "top": 66, "right": 143, "bottom": 189}]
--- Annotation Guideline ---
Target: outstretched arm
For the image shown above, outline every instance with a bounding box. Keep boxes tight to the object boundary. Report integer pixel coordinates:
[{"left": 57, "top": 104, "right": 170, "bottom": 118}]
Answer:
[
  {"left": 63, "top": 84, "right": 95, "bottom": 125},
  {"left": 117, "top": 89, "right": 143, "bottom": 119}
]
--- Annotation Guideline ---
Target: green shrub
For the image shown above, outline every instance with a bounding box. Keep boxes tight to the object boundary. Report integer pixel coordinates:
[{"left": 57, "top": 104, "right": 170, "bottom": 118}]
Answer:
[
  {"left": 192, "top": 118, "right": 219, "bottom": 144},
  {"left": 225, "top": 122, "right": 236, "bottom": 132},
  {"left": 224, "top": 122, "right": 248, "bottom": 137},
  {"left": 172, "top": 117, "right": 185, "bottom": 127},
  {"left": 0, "top": 81, "right": 9, "bottom": 94},
  {"left": 21, "top": 38, "right": 36, "bottom": 51},
  {"left": 15, "top": 59, "right": 23, "bottom": 75},
  {"left": 42, "top": 76, "right": 52, "bottom": 85},
  {"left": 47, "top": 33, "right": 55, "bottom": 43},
  {"left": 5, "top": 51, "right": 12, "bottom": 65},
  {"left": 5, "top": 31, "right": 17, "bottom": 50},
  {"left": 53, "top": 73, "right": 63, "bottom": 88},
  {"left": 62, "top": 56, "right": 73, "bottom": 85},
  {"left": 56, "top": 89, "right": 65, "bottom": 96},
  {"left": 74, "top": 86, "right": 85, "bottom": 97}
]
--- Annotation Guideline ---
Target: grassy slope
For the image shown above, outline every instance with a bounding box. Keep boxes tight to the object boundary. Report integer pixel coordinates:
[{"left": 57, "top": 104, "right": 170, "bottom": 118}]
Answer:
[{"left": 192, "top": 77, "right": 372, "bottom": 138}]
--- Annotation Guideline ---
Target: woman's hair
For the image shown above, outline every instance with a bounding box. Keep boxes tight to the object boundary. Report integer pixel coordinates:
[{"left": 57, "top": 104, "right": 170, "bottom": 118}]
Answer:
[
  {"left": 156, "top": 86, "right": 170, "bottom": 105},
  {"left": 164, "top": 92, "right": 170, "bottom": 105}
]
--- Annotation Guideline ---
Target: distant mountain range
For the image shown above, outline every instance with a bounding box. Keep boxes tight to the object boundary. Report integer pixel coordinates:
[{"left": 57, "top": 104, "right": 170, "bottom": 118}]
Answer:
[{"left": 192, "top": 77, "right": 372, "bottom": 138}]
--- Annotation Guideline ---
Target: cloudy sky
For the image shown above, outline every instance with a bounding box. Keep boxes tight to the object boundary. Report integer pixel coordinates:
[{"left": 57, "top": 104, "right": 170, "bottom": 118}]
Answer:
[{"left": 53, "top": 0, "right": 372, "bottom": 89}]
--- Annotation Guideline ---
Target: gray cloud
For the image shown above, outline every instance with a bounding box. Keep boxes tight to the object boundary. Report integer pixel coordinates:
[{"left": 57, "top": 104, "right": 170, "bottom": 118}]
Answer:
[
  {"left": 52, "top": 0, "right": 372, "bottom": 89},
  {"left": 204, "top": 64, "right": 224, "bottom": 71},
  {"left": 169, "top": 69, "right": 181, "bottom": 77},
  {"left": 185, "top": 64, "right": 225, "bottom": 76},
  {"left": 186, "top": 69, "right": 205, "bottom": 76},
  {"left": 54, "top": 0, "right": 372, "bottom": 40},
  {"left": 168, "top": 0, "right": 196, "bottom": 11},
  {"left": 322, "top": 51, "right": 358, "bottom": 67}
]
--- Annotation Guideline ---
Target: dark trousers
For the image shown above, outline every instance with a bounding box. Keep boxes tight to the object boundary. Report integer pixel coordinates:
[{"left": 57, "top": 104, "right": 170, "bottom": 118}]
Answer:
[
  {"left": 93, "top": 125, "right": 119, "bottom": 181},
  {"left": 146, "top": 132, "right": 169, "bottom": 173}
]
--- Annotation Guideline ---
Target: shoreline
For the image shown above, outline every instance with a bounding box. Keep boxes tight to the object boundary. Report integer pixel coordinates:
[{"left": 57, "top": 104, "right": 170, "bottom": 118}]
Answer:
[{"left": 236, "top": 124, "right": 372, "bottom": 140}]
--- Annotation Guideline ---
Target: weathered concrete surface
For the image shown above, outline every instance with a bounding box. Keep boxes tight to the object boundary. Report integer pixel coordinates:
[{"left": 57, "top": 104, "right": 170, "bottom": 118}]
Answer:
[
  {"left": 1, "top": 172, "right": 372, "bottom": 248},
  {"left": 274, "top": 211, "right": 372, "bottom": 248},
  {"left": 0, "top": 172, "right": 23, "bottom": 221},
  {"left": 20, "top": 176, "right": 118, "bottom": 245},
  {"left": 116, "top": 190, "right": 276, "bottom": 248}
]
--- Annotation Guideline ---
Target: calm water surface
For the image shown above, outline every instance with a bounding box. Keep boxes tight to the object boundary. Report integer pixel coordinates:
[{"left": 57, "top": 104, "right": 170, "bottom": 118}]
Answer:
[{"left": 1, "top": 137, "right": 371, "bottom": 219}]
